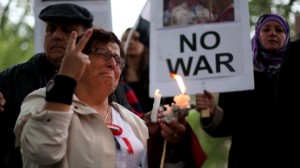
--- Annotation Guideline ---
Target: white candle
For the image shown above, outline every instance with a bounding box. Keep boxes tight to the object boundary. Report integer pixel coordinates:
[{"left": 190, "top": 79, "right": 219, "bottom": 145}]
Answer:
[
  {"left": 151, "top": 89, "right": 161, "bottom": 123},
  {"left": 173, "top": 94, "right": 190, "bottom": 108}
]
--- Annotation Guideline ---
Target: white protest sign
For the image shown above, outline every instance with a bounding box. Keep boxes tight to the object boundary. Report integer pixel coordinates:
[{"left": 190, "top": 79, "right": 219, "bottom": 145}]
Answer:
[{"left": 150, "top": 0, "right": 253, "bottom": 97}]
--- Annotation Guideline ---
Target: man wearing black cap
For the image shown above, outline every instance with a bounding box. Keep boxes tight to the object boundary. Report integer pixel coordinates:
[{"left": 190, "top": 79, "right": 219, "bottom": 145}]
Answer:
[{"left": 0, "top": 3, "right": 130, "bottom": 168}]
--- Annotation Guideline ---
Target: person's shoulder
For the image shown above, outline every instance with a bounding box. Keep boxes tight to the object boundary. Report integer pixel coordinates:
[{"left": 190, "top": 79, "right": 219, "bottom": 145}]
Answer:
[
  {"left": 292, "top": 39, "right": 300, "bottom": 44},
  {"left": 0, "top": 61, "right": 27, "bottom": 77},
  {"left": 290, "top": 39, "right": 300, "bottom": 48},
  {"left": 23, "top": 87, "right": 46, "bottom": 101},
  {"left": 20, "top": 88, "right": 46, "bottom": 116},
  {"left": 287, "top": 39, "right": 300, "bottom": 47},
  {"left": 286, "top": 40, "right": 300, "bottom": 59},
  {"left": 0, "top": 53, "right": 44, "bottom": 76},
  {"left": 30, "top": 87, "right": 46, "bottom": 95}
]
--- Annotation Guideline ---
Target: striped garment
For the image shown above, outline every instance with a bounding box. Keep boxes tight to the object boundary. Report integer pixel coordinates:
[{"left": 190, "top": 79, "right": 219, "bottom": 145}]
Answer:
[{"left": 122, "top": 81, "right": 144, "bottom": 117}]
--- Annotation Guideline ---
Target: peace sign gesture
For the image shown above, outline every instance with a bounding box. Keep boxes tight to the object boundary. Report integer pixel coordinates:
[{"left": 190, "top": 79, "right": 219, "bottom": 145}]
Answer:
[{"left": 58, "top": 29, "right": 93, "bottom": 81}]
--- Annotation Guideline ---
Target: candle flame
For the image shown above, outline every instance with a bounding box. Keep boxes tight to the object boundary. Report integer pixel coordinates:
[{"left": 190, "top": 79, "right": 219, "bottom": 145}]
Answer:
[
  {"left": 155, "top": 89, "right": 160, "bottom": 95},
  {"left": 170, "top": 73, "right": 186, "bottom": 94}
]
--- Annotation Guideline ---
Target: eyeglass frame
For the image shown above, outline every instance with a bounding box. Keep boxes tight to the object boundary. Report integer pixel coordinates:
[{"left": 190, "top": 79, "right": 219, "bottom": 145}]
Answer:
[{"left": 90, "top": 48, "right": 125, "bottom": 69}]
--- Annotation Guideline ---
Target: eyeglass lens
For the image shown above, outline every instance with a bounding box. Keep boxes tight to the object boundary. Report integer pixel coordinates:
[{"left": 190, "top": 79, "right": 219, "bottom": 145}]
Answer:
[{"left": 93, "top": 48, "right": 124, "bottom": 68}]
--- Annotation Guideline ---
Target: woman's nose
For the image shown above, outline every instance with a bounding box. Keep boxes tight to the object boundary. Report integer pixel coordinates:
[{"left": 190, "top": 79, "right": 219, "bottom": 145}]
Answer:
[
  {"left": 107, "top": 57, "right": 117, "bottom": 69},
  {"left": 270, "top": 28, "right": 277, "bottom": 35}
]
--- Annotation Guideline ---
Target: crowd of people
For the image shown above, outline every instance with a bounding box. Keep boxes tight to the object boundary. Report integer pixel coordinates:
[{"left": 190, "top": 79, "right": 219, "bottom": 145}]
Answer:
[
  {"left": 0, "top": 3, "right": 206, "bottom": 168},
  {"left": 0, "top": 1, "right": 297, "bottom": 168}
]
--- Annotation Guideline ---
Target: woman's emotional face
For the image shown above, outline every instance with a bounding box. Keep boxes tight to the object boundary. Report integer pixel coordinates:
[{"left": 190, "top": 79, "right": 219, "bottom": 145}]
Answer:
[
  {"left": 259, "top": 20, "right": 287, "bottom": 51},
  {"left": 81, "top": 41, "right": 122, "bottom": 94}
]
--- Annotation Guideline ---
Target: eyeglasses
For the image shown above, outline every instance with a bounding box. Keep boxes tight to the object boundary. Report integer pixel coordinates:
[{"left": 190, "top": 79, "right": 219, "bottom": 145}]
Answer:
[{"left": 91, "top": 48, "right": 125, "bottom": 69}]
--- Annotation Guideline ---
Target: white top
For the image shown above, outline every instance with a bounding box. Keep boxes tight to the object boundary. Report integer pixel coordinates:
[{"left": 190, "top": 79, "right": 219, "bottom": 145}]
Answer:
[{"left": 112, "top": 108, "right": 147, "bottom": 168}]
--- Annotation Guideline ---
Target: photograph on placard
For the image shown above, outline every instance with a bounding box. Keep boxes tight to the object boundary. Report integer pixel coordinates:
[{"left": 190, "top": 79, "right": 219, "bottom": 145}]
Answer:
[{"left": 163, "top": 0, "right": 235, "bottom": 27}]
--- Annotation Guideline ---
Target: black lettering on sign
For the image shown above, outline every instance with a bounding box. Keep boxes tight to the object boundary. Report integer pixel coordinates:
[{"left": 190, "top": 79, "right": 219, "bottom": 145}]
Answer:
[
  {"left": 180, "top": 31, "right": 220, "bottom": 52},
  {"left": 167, "top": 57, "right": 193, "bottom": 76},
  {"left": 216, "top": 53, "right": 235, "bottom": 73},
  {"left": 166, "top": 53, "right": 235, "bottom": 77},
  {"left": 200, "top": 31, "right": 220, "bottom": 50},
  {"left": 193, "top": 55, "right": 213, "bottom": 75}
]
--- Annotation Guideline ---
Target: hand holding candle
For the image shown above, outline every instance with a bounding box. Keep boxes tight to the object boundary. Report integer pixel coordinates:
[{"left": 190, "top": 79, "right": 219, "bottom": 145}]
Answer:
[{"left": 151, "top": 89, "right": 161, "bottom": 123}]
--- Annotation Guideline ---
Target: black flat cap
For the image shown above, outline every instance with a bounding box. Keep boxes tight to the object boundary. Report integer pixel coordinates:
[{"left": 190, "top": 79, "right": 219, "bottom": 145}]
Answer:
[{"left": 39, "top": 3, "right": 93, "bottom": 26}]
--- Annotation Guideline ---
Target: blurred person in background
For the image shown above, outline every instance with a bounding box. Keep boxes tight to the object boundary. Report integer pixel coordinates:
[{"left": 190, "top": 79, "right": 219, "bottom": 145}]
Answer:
[{"left": 121, "top": 28, "right": 174, "bottom": 115}]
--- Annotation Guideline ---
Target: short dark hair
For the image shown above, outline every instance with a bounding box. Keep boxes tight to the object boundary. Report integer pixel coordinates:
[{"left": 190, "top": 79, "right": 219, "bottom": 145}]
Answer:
[{"left": 83, "top": 28, "right": 124, "bottom": 60}]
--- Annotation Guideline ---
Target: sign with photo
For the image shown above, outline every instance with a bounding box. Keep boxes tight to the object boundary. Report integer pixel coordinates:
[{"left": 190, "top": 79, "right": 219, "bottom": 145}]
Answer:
[{"left": 149, "top": 0, "right": 253, "bottom": 97}]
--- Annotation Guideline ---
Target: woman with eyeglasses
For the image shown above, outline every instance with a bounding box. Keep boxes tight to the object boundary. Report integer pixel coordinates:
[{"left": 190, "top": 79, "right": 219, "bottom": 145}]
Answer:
[
  {"left": 14, "top": 28, "right": 205, "bottom": 168},
  {"left": 195, "top": 13, "right": 291, "bottom": 167}
]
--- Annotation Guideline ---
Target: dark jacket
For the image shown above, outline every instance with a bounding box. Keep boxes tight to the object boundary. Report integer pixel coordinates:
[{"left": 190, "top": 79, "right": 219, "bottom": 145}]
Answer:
[
  {"left": 0, "top": 53, "right": 131, "bottom": 168},
  {"left": 202, "top": 70, "right": 277, "bottom": 168},
  {"left": 276, "top": 40, "right": 300, "bottom": 168}
]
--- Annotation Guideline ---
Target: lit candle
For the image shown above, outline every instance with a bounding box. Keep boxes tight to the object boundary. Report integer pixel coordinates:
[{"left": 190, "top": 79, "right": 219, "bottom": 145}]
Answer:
[
  {"left": 171, "top": 73, "right": 191, "bottom": 108},
  {"left": 151, "top": 89, "right": 161, "bottom": 122},
  {"left": 173, "top": 94, "right": 190, "bottom": 108}
]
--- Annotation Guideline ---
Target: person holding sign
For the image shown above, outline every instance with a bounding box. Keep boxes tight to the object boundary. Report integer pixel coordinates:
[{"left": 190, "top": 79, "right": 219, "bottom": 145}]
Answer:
[{"left": 195, "top": 13, "right": 291, "bottom": 167}]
